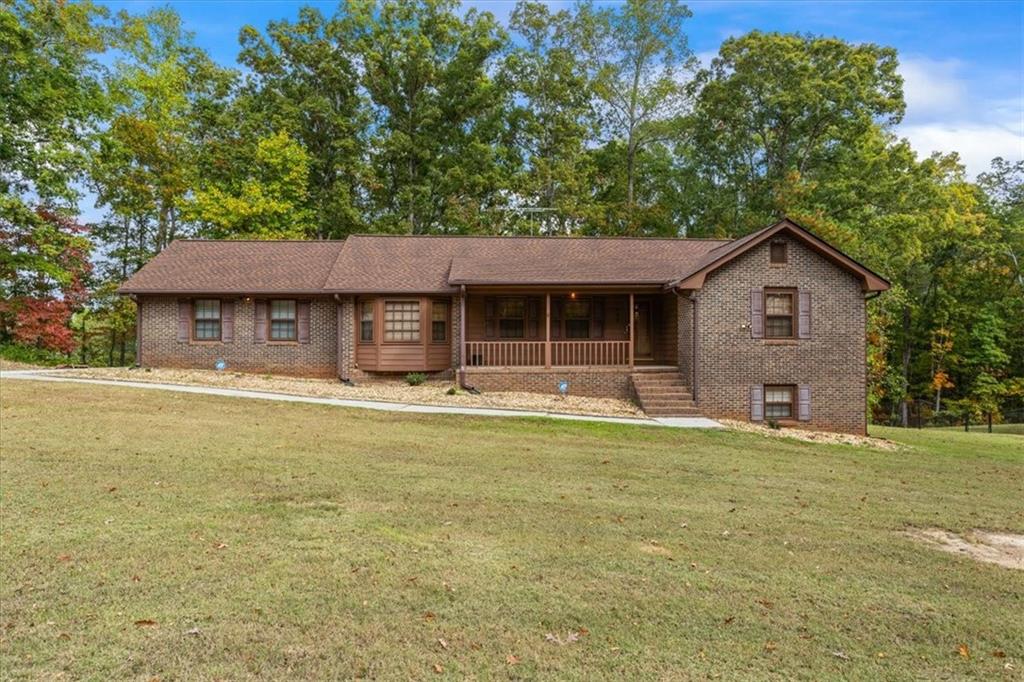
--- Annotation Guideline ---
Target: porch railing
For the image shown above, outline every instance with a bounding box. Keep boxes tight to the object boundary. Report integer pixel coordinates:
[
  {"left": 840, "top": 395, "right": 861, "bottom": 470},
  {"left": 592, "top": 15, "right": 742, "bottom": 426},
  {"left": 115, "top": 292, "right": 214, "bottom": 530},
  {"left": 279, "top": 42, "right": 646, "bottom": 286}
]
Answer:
[{"left": 466, "top": 340, "right": 630, "bottom": 368}]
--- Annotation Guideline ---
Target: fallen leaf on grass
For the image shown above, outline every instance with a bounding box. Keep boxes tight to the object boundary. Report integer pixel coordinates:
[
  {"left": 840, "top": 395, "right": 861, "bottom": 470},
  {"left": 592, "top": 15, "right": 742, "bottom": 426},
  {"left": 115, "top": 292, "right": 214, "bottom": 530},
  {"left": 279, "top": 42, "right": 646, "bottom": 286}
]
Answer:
[
  {"left": 134, "top": 620, "right": 158, "bottom": 627},
  {"left": 423, "top": 612, "right": 436, "bottom": 621},
  {"left": 992, "top": 650, "right": 1006, "bottom": 658},
  {"left": 437, "top": 638, "right": 448, "bottom": 650},
  {"left": 763, "top": 641, "right": 776, "bottom": 652},
  {"left": 432, "top": 663, "right": 443, "bottom": 674},
  {"left": 213, "top": 543, "right": 227, "bottom": 550},
  {"left": 185, "top": 627, "right": 201, "bottom": 636},
  {"left": 506, "top": 654, "right": 520, "bottom": 665},
  {"left": 958, "top": 644, "right": 970, "bottom": 658},
  {"left": 723, "top": 617, "right": 734, "bottom": 625},
  {"left": 832, "top": 650, "right": 850, "bottom": 661},
  {"left": 57, "top": 554, "right": 72, "bottom": 563}
]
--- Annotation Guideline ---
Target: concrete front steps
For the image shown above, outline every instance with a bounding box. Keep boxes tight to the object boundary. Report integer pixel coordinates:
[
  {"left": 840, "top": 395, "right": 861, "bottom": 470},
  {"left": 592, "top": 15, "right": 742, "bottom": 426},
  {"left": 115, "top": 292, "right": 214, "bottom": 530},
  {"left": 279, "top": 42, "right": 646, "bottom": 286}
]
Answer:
[{"left": 631, "top": 370, "right": 702, "bottom": 417}]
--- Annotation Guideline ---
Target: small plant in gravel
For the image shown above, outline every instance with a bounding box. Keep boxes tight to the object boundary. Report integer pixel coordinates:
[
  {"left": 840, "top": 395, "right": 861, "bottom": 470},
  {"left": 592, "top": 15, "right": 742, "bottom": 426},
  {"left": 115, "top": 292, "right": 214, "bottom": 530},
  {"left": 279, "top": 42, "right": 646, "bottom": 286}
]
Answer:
[
  {"left": 445, "top": 386, "right": 458, "bottom": 395},
  {"left": 767, "top": 419, "right": 781, "bottom": 430},
  {"left": 405, "top": 372, "right": 427, "bottom": 386}
]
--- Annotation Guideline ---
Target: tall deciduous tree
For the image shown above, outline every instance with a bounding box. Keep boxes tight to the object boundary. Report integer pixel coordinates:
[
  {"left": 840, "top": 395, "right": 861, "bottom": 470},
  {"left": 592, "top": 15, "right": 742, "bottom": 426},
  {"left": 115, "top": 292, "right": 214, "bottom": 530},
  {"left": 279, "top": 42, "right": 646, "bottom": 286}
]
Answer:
[
  {"left": 587, "top": 0, "right": 695, "bottom": 225},
  {"left": 350, "top": 0, "right": 509, "bottom": 234},
  {"left": 189, "top": 131, "right": 313, "bottom": 239},
  {"left": 501, "top": 0, "right": 596, "bottom": 233},
  {"left": 92, "top": 7, "right": 235, "bottom": 257},
  {"left": 688, "top": 31, "right": 904, "bottom": 234},
  {"left": 237, "top": 6, "right": 368, "bottom": 238}
]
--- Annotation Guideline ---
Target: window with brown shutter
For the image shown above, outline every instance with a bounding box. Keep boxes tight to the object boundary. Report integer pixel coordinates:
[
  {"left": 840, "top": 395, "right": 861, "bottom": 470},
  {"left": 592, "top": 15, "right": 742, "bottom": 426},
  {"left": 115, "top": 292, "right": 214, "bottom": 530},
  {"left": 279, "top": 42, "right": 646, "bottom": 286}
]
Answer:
[
  {"left": 496, "top": 298, "right": 525, "bottom": 339},
  {"left": 564, "top": 298, "right": 591, "bottom": 339},
  {"left": 269, "top": 300, "right": 297, "bottom": 341},
  {"left": 193, "top": 299, "right": 221, "bottom": 341},
  {"left": 764, "top": 289, "right": 795, "bottom": 339},
  {"left": 764, "top": 385, "right": 795, "bottom": 419}
]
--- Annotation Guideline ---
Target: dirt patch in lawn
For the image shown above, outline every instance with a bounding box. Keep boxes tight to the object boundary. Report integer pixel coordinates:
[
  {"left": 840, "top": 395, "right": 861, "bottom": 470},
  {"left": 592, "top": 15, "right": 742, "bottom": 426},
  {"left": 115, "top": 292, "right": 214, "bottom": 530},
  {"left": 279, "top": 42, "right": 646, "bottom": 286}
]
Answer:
[
  {"left": 906, "top": 528, "right": 1024, "bottom": 570},
  {"left": 50, "top": 367, "right": 645, "bottom": 418},
  {"left": 719, "top": 419, "right": 900, "bottom": 450}
]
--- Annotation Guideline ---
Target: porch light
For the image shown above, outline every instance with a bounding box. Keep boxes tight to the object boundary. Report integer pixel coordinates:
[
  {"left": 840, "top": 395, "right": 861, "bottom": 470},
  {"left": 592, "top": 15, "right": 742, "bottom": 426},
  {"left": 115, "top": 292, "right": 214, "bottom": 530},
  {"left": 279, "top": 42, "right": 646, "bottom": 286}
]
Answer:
[{"left": 570, "top": 292, "right": 577, "bottom": 299}]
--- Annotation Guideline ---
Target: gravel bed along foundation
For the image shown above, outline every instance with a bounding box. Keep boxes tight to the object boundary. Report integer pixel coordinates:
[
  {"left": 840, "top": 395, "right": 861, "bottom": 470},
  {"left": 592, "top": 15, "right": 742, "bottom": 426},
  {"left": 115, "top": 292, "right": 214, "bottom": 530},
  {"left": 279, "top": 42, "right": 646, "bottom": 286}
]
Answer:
[
  {"left": 718, "top": 419, "right": 900, "bottom": 449},
  {"left": 51, "top": 367, "right": 646, "bottom": 418}
]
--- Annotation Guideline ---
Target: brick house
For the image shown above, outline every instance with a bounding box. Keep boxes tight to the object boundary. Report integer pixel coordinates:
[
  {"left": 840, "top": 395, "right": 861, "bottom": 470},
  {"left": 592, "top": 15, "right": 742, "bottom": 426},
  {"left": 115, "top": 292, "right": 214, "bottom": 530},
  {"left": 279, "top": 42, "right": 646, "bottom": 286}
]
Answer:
[{"left": 120, "top": 218, "right": 889, "bottom": 434}]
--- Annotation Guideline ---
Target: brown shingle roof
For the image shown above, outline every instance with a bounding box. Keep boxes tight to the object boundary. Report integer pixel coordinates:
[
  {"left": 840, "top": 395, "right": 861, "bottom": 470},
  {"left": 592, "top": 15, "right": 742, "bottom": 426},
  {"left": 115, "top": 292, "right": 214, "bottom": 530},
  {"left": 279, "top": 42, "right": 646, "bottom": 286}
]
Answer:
[
  {"left": 118, "top": 240, "right": 346, "bottom": 294},
  {"left": 323, "top": 234, "right": 730, "bottom": 292},
  {"left": 117, "top": 219, "right": 889, "bottom": 295}
]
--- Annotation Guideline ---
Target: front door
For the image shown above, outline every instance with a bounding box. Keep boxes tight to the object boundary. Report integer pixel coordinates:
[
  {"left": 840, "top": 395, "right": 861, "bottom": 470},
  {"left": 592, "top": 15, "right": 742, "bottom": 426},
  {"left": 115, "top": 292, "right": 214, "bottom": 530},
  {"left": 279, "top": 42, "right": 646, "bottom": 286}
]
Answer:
[{"left": 634, "top": 300, "right": 653, "bottom": 360}]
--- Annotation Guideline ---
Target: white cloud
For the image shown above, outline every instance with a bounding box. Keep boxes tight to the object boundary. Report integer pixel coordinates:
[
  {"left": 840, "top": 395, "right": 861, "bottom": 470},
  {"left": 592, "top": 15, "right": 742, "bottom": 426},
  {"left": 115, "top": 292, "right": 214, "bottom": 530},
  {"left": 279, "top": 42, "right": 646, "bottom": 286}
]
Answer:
[
  {"left": 896, "top": 55, "right": 1022, "bottom": 178},
  {"left": 899, "top": 56, "right": 968, "bottom": 122},
  {"left": 899, "top": 122, "right": 1023, "bottom": 178}
]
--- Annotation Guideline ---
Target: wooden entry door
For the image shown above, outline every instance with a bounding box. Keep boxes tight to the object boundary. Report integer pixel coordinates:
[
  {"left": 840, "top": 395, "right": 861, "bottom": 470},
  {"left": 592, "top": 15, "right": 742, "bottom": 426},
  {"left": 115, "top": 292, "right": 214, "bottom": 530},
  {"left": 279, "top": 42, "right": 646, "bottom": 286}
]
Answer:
[{"left": 633, "top": 300, "right": 654, "bottom": 360}]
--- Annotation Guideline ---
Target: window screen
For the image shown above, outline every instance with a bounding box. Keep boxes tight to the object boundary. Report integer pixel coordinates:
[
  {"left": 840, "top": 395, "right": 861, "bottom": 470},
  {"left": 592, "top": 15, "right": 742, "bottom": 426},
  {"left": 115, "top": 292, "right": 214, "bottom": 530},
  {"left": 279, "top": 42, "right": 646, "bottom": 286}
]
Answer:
[{"left": 270, "top": 300, "right": 297, "bottom": 341}]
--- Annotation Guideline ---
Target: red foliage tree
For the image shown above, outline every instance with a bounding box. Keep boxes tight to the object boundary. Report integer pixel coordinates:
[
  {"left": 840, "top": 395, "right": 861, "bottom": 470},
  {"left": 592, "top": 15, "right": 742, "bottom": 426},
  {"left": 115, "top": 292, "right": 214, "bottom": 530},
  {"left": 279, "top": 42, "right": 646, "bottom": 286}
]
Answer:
[{"left": 0, "top": 207, "right": 93, "bottom": 353}]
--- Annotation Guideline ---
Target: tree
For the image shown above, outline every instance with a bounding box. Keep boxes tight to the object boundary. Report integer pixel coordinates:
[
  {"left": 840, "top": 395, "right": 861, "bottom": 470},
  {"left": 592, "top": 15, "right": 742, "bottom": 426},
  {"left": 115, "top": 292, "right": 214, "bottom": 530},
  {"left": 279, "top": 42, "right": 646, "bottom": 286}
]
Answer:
[
  {"left": 500, "top": 1, "right": 597, "bottom": 233},
  {"left": 350, "top": 0, "right": 509, "bottom": 234},
  {"left": 0, "top": 209, "right": 92, "bottom": 353},
  {"left": 587, "top": 0, "right": 695, "bottom": 225},
  {"left": 189, "top": 131, "right": 313, "bottom": 239},
  {"left": 237, "top": 6, "right": 368, "bottom": 238},
  {"left": 688, "top": 31, "right": 903, "bottom": 234},
  {"left": 91, "top": 7, "right": 235, "bottom": 258}
]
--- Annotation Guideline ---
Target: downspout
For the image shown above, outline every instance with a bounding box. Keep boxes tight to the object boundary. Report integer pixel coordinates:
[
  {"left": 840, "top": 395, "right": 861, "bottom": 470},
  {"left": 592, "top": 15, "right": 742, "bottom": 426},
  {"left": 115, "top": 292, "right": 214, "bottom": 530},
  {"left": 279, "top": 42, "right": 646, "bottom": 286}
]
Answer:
[
  {"left": 459, "top": 285, "right": 473, "bottom": 392},
  {"left": 131, "top": 294, "right": 141, "bottom": 368},
  {"left": 689, "top": 291, "right": 699, "bottom": 404}
]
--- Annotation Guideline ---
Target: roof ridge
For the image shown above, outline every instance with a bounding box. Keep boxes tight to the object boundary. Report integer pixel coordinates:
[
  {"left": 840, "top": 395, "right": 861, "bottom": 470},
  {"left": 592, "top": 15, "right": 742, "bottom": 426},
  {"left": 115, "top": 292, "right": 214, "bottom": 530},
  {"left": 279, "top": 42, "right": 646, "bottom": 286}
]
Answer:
[
  {"left": 347, "top": 233, "right": 733, "bottom": 242},
  {"left": 172, "top": 238, "right": 348, "bottom": 243}
]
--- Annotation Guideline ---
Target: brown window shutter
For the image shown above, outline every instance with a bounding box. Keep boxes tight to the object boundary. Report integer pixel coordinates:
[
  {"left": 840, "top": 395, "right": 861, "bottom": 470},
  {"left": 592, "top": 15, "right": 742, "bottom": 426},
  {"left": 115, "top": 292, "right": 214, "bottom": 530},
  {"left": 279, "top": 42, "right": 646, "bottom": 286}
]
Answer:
[
  {"left": 750, "top": 288, "right": 764, "bottom": 339},
  {"left": 525, "top": 297, "right": 540, "bottom": 338},
  {"left": 798, "top": 290, "right": 811, "bottom": 339},
  {"left": 750, "top": 385, "right": 764, "bottom": 421},
  {"left": 484, "top": 298, "right": 496, "bottom": 338},
  {"left": 798, "top": 384, "right": 811, "bottom": 421},
  {"left": 297, "top": 300, "right": 311, "bottom": 343},
  {"left": 221, "top": 300, "right": 235, "bottom": 343},
  {"left": 177, "top": 299, "right": 191, "bottom": 342},
  {"left": 254, "top": 299, "right": 267, "bottom": 343},
  {"left": 591, "top": 298, "right": 605, "bottom": 339}
]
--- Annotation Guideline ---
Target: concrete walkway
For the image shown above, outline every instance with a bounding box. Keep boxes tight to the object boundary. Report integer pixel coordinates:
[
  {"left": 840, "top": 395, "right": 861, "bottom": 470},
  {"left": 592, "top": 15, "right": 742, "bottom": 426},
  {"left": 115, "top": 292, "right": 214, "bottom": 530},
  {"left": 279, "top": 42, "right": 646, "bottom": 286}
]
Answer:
[{"left": 1, "top": 370, "right": 723, "bottom": 429}]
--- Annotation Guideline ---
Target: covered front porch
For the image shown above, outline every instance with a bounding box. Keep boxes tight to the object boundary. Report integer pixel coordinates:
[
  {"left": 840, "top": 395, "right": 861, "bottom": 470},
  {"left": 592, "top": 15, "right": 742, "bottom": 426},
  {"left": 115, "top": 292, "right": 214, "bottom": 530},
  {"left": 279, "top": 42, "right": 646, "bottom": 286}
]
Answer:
[{"left": 459, "top": 289, "right": 680, "bottom": 370}]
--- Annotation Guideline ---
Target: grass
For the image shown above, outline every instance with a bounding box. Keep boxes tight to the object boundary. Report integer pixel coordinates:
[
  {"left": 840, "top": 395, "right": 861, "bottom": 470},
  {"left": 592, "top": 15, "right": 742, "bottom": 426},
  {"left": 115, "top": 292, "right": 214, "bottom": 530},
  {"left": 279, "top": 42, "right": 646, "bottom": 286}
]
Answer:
[{"left": 1, "top": 381, "right": 1022, "bottom": 680}]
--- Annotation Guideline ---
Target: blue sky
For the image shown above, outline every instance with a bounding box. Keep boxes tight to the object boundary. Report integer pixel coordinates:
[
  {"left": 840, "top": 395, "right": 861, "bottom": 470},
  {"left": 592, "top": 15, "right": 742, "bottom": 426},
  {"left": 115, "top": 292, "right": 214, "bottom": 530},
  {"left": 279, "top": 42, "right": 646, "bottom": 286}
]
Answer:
[{"left": 98, "top": 0, "right": 1022, "bottom": 179}]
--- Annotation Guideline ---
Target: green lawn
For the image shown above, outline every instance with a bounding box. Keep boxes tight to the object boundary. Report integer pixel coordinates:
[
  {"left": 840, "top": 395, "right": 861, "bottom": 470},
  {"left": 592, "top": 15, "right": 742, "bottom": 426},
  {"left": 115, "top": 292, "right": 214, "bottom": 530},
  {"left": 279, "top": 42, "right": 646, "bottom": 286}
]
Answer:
[{"left": 1, "top": 381, "right": 1021, "bottom": 680}]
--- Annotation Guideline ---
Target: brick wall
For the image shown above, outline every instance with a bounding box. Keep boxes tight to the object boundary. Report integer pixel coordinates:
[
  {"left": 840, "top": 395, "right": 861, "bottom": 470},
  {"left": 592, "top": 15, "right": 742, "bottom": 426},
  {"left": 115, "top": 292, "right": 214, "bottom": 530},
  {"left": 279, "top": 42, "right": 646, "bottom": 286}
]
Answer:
[
  {"left": 693, "top": 235, "right": 867, "bottom": 434},
  {"left": 677, "top": 294, "right": 694, "bottom": 387},
  {"left": 464, "top": 368, "right": 632, "bottom": 399},
  {"left": 138, "top": 295, "right": 338, "bottom": 378}
]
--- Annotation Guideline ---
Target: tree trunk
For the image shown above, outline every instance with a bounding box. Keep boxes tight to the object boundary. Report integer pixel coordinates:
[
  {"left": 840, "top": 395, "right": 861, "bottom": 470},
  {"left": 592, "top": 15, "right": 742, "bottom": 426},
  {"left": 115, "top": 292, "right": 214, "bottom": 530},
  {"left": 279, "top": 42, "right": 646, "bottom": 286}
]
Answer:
[
  {"left": 900, "top": 304, "right": 912, "bottom": 427},
  {"left": 119, "top": 333, "right": 127, "bottom": 366},
  {"left": 108, "top": 328, "right": 116, "bottom": 366}
]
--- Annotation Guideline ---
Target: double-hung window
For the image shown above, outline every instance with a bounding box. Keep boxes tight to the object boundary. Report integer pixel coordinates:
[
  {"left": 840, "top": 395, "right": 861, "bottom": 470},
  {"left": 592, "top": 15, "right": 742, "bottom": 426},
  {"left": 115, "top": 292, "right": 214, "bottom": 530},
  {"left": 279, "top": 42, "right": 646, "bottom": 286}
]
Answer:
[
  {"left": 431, "top": 301, "right": 449, "bottom": 342},
  {"left": 765, "top": 385, "right": 795, "bottom": 419},
  {"left": 497, "top": 298, "right": 524, "bottom": 339},
  {"left": 193, "top": 299, "right": 221, "bottom": 340},
  {"left": 564, "top": 299, "right": 591, "bottom": 339},
  {"left": 360, "top": 300, "right": 374, "bottom": 342},
  {"left": 270, "top": 300, "right": 297, "bottom": 341},
  {"left": 764, "top": 290, "right": 795, "bottom": 339}
]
